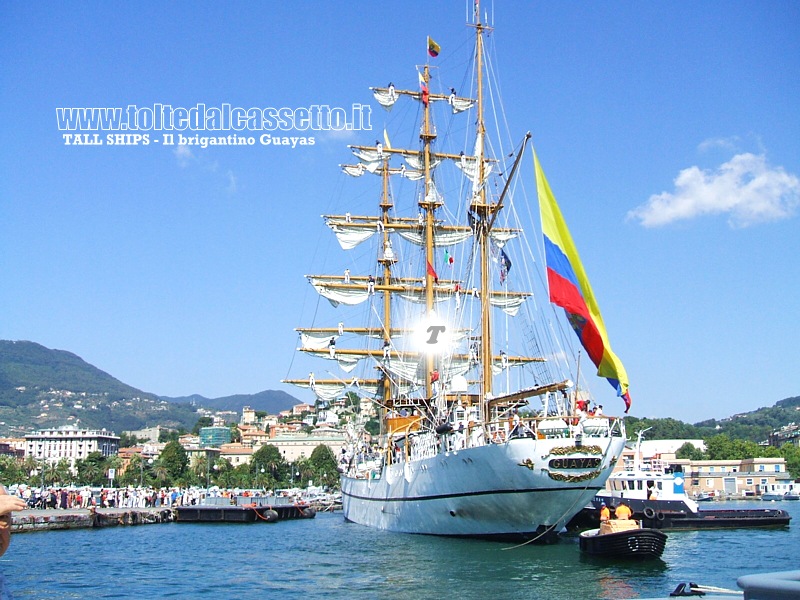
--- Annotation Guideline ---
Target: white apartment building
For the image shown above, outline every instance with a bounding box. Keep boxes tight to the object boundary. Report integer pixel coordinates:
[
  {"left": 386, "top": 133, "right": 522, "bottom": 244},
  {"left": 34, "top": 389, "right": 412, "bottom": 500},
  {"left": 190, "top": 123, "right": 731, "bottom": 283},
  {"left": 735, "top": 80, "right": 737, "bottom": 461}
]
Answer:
[{"left": 25, "top": 425, "right": 119, "bottom": 469}]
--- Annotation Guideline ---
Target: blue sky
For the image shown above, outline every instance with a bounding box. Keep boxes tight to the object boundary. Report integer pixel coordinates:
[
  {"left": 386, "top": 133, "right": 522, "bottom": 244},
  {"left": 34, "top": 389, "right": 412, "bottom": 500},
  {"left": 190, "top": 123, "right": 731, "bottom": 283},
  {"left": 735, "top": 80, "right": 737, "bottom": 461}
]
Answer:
[{"left": 1, "top": 2, "right": 798, "bottom": 424}]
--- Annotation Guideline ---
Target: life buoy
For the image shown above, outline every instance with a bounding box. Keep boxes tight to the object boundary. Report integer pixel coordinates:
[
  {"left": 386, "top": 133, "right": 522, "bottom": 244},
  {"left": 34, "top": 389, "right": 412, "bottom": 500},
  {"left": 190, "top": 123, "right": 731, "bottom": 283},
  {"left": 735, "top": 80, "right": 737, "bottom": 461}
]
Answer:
[
  {"left": 656, "top": 512, "right": 665, "bottom": 521},
  {"left": 643, "top": 507, "right": 656, "bottom": 519}
]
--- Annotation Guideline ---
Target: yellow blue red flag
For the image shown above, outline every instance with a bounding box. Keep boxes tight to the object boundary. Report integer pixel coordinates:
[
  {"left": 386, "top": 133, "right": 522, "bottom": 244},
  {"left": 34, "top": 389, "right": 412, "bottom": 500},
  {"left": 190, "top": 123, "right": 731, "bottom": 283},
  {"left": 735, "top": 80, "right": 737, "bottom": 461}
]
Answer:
[
  {"left": 535, "top": 150, "right": 631, "bottom": 412},
  {"left": 427, "top": 36, "right": 440, "bottom": 58}
]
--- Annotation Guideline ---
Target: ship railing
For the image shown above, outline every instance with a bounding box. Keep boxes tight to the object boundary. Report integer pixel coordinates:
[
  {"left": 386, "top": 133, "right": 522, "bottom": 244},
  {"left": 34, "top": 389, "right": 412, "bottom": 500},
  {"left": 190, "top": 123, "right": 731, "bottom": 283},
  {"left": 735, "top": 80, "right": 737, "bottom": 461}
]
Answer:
[{"left": 483, "top": 415, "right": 623, "bottom": 442}]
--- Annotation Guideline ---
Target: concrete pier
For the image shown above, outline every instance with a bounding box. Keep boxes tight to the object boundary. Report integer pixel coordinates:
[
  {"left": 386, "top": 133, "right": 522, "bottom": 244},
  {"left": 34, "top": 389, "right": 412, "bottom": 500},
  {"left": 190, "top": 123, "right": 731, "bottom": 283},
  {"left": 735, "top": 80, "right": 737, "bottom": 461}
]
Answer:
[{"left": 11, "top": 507, "right": 174, "bottom": 533}]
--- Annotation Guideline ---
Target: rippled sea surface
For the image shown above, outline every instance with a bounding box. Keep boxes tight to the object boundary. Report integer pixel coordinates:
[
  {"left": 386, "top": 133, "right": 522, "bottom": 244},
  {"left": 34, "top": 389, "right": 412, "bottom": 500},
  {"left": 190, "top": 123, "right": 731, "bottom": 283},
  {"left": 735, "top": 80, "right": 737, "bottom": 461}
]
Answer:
[{"left": 1, "top": 500, "right": 798, "bottom": 599}]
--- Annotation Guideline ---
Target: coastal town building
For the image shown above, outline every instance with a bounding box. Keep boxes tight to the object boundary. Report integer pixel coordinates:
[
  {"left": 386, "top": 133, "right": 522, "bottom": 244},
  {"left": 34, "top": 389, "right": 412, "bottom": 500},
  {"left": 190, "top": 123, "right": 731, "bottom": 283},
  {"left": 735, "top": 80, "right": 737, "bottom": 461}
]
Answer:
[
  {"left": 179, "top": 433, "right": 199, "bottom": 447},
  {"left": 769, "top": 422, "right": 800, "bottom": 447},
  {"left": 0, "top": 438, "right": 26, "bottom": 458},
  {"left": 219, "top": 443, "right": 254, "bottom": 467},
  {"left": 684, "top": 457, "right": 792, "bottom": 498},
  {"left": 268, "top": 427, "right": 346, "bottom": 462},
  {"left": 292, "top": 403, "right": 314, "bottom": 416},
  {"left": 124, "top": 425, "right": 169, "bottom": 443},
  {"left": 241, "top": 406, "right": 258, "bottom": 426},
  {"left": 186, "top": 447, "right": 221, "bottom": 470},
  {"left": 0, "top": 441, "right": 24, "bottom": 459},
  {"left": 24, "top": 425, "right": 119, "bottom": 469},
  {"left": 269, "top": 422, "right": 304, "bottom": 438},
  {"left": 238, "top": 424, "right": 270, "bottom": 447},
  {"left": 199, "top": 426, "right": 231, "bottom": 448},
  {"left": 611, "top": 438, "right": 794, "bottom": 499}
]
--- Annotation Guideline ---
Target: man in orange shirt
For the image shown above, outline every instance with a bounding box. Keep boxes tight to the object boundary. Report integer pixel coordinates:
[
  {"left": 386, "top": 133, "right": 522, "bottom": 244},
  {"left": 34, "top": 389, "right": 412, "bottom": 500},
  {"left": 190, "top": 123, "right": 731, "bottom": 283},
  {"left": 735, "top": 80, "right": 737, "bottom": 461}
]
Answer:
[
  {"left": 599, "top": 502, "right": 610, "bottom": 522},
  {"left": 614, "top": 500, "right": 633, "bottom": 520}
]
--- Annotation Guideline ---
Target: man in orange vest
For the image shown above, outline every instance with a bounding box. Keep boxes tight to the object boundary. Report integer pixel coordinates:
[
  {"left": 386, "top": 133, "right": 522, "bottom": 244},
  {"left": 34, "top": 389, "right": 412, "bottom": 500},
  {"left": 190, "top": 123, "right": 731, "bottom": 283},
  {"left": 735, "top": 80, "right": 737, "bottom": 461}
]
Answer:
[
  {"left": 599, "top": 502, "right": 610, "bottom": 522},
  {"left": 614, "top": 500, "right": 633, "bottom": 520}
]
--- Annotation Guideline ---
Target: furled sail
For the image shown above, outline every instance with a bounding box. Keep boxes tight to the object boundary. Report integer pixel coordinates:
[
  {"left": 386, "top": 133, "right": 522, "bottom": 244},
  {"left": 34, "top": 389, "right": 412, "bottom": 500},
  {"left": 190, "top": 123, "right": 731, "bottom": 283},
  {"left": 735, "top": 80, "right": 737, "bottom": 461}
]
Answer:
[
  {"left": 326, "top": 221, "right": 378, "bottom": 250},
  {"left": 342, "top": 163, "right": 423, "bottom": 180},
  {"left": 310, "top": 277, "right": 370, "bottom": 307},
  {"left": 404, "top": 154, "right": 441, "bottom": 171},
  {"left": 371, "top": 87, "right": 398, "bottom": 110},
  {"left": 457, "top": 136, "right": 494, "bottom": 193},
  {"left": 449, "top": 96, "right": 475, "bottom": 113},
  {"left": 489, "top": 294, "right": 526, "bottom": 316},
  {"left": 292, "top": 381, "right": 381, "bottom": 402},
  {"left": 396, "top": 228, "right": 473, "bottom": 247},
  {"left": 299, "top": 347, "right": 362, "bottom": 372},
  {"left": 300, "top": 331, "right": 339, "bottom": 350},
  {"left": 386, "top": 356, "right": 472, "bottom": 387}
]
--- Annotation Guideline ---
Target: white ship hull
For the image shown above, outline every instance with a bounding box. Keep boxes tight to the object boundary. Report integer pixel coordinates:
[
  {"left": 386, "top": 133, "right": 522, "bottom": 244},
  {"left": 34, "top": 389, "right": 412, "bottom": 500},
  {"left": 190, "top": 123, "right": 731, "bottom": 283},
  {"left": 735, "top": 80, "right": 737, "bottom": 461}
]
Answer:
[{"left": 342, "top": 435, "right": 626, "bottom": 541}]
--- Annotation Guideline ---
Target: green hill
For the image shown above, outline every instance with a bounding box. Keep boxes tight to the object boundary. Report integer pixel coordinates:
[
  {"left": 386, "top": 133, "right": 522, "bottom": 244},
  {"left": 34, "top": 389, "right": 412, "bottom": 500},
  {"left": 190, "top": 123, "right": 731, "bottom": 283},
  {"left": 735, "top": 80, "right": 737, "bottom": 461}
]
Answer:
[
  {"left": 162, "top": 391, "right": 299, "bottom": 416},
  {"left": 0, "top": 340, "right": 299, "bottom": 436},
  {"left": 624, "top": 395, "right": 800, "bottom": 443}
]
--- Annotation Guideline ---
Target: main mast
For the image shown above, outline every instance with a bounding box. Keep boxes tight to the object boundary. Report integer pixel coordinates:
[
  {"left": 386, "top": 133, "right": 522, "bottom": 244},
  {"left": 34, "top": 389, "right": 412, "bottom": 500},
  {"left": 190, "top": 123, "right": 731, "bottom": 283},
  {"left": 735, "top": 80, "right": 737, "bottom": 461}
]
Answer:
[{"left": 471, "top": 2, "right": 496, "bottom": 420}]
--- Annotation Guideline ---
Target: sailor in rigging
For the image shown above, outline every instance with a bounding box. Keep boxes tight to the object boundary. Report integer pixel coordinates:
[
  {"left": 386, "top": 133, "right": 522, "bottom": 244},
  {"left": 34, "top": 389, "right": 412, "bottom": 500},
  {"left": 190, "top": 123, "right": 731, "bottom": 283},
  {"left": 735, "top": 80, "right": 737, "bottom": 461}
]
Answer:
[
  {"left": 367, "top": 274, "right": 375, "bottom": 295},
  {"left": 383, "top": 239, "right": 394, "bottom": 261},
  {"left": 383, "top": 340, "right": 391, "bottom": 362},
  {"left": 430, "top": 369, "right": 440, "bottom": 396},
  {"left": 328, "top": 337, "right": 336, "bottom": 359}
]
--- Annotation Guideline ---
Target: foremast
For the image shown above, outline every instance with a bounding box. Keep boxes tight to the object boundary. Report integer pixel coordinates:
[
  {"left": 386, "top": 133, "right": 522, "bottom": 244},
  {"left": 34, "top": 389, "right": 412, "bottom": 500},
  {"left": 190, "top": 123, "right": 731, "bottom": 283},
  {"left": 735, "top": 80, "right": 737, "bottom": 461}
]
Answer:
[{"left": 419, "top": 64, "right": 437, "bottom": 400}]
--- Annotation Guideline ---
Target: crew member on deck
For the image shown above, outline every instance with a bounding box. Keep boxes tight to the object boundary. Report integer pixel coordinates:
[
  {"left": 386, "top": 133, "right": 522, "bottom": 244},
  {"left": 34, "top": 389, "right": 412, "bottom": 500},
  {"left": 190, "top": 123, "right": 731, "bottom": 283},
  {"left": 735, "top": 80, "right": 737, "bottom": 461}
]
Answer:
[
  {"left": 599, "top": 502, "right": 610, "bottom": 523},
  {"left": 614, "top": 500, "right": 632, "bottom": 520}
]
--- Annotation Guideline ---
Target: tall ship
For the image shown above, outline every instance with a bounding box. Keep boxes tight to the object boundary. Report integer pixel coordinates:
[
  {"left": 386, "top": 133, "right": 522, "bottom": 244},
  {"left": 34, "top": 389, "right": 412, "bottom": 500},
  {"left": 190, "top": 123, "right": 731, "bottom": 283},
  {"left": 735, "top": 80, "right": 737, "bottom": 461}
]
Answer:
[{"left": 285, "top": 3, "right": 632, "bottom": 542}]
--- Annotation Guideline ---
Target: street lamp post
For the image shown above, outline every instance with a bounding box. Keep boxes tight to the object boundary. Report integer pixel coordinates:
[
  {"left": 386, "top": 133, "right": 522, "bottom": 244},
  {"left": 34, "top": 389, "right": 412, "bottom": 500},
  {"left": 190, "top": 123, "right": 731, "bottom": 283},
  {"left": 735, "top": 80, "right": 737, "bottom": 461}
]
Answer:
[
  {"left": 139, "top": 456, "right": 153, "bottom": 487},
  {"left": 206, "top": 450, "right": 211, "bottom": 490}
]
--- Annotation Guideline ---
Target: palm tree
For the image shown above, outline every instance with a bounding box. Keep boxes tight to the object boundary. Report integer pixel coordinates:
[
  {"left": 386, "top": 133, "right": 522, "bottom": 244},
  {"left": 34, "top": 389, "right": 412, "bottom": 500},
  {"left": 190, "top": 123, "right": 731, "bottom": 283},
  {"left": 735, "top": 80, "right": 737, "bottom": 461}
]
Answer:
[
  {"left": 153, "top": 463, "right": 169, "bottom": 487},
  {"left": 80, "top": 462, "right": 101, "bottom": 486}
]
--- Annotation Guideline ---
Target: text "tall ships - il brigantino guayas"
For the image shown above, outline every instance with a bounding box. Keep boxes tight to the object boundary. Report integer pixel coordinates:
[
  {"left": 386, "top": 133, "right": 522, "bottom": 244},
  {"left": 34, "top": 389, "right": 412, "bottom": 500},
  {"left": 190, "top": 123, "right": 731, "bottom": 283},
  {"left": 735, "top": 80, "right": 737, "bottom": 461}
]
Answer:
[{"left": 62, "top": 132, "right": 318, "bottom": 148}]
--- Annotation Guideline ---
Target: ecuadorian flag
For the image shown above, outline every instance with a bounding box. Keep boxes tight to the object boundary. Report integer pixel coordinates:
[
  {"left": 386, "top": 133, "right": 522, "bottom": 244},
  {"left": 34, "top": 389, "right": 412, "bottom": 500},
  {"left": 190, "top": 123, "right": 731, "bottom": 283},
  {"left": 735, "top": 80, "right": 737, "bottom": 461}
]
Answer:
[
  {"left": 427, "top": 36, "right": 440, "bottom": 58},
  {"left": 535, "top": 151, "right": 631, "bottom": 412}
]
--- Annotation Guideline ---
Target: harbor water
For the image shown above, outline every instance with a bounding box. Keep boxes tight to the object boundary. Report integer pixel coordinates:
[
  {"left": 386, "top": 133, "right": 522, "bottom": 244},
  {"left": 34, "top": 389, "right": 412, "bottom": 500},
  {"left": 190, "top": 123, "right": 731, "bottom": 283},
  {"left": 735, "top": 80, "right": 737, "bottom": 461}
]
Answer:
[{"left": 1, "top": 500, "right": 798, "bottom": 599}]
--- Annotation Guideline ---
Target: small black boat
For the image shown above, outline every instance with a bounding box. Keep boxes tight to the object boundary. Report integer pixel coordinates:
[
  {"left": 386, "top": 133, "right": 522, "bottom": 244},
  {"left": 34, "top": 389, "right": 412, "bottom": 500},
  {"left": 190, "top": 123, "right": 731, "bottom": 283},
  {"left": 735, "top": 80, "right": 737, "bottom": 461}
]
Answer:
[{"left": 579, "top": 520, "right": 667, "bottom": 559}]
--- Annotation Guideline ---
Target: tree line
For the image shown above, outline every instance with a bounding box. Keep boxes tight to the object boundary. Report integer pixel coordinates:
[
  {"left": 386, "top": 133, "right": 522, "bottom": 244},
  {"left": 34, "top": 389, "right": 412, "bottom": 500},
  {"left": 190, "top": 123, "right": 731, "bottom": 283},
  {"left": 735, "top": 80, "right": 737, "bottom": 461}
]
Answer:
[{"left": 0, "top": 442, "right": 340, "bottom": 491}]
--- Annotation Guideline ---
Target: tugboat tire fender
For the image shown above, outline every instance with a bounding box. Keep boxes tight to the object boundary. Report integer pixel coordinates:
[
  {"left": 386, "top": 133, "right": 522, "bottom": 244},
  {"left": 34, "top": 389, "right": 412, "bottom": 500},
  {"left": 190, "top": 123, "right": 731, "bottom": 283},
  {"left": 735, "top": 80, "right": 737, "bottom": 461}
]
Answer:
[
  {"left": 643, "top": 507, "right": 656, "bottom": 519},
  {"left": 656, "top": 512, "right": 665, "bottom": 521}
]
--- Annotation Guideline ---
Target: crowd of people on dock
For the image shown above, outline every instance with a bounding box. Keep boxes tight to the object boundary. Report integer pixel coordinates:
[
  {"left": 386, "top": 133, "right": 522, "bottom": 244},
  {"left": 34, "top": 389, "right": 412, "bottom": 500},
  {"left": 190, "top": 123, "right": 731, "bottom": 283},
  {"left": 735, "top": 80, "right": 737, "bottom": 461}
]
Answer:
[
  {"left": 10, "top": 484, "right": 304, "bottom": 510},
  {"left": 10, "top": 484, "right": 273, "bottom": 510}
]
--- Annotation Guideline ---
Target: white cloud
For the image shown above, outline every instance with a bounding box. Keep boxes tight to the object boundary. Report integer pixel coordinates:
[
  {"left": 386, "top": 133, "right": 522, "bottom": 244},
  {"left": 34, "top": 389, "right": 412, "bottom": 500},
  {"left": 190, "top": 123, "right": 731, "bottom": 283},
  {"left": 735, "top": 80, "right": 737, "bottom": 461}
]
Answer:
[
  {"left": 697, "top": 136, "right": 740, "bottom": 153},
  {"left": 225, "top": 170, "right": 237, "bottom": 194},
  {"left": 173, "top": 143, "right": 194, "bottom": 167},
  {"left": 628, "top": 153, "right": 800, "bottom": 228}
]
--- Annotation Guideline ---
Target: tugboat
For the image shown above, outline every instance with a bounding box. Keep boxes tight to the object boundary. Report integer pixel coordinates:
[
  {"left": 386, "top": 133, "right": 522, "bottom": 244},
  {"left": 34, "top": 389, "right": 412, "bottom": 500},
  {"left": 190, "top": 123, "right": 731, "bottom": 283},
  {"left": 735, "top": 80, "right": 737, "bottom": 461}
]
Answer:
[
  {"left": 579, "top": 503, "right": 667, "bottom": 560},
  {"left": 568, "top": 429, "right": 792, "bottom": 531}
]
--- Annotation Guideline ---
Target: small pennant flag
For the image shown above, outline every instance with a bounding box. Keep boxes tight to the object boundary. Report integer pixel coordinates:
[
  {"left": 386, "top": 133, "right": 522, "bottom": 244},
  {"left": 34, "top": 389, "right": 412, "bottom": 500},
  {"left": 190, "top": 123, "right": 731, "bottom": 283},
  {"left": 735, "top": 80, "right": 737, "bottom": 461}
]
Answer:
[
  {"left": 427, "top": 36, "right": 440, "bottom": 58},
  {"left": 426, "top": 259, "right": 439, "bottom": 283},
  {"left": 444, "top": 249, "right": 454, "bottom": 266},
  {"left": 499, "top": 249, "right": 512, "bottom": 283},
  {"left": 383, "top": 128, "right": 391, "bottom": 150},
  {"left": 418, "top": 71, "right": 429, "bottom": 107}
]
